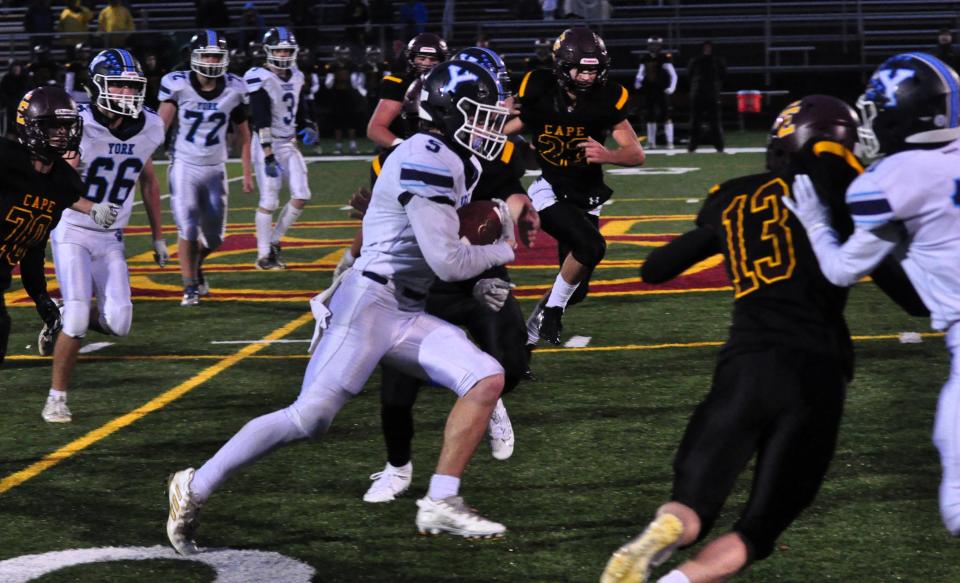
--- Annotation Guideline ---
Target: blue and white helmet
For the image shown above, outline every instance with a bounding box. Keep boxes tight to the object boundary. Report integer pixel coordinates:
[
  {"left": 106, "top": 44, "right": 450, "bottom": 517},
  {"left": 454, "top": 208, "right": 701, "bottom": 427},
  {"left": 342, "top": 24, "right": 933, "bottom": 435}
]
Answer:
[
  {"left": 190, "top": 29, "right": 229, "bottom": 78},
  {"left": 857, "top": 52, "right": 960, "bottom": 157},
  {"left": 452, "top": 47, "right": 512, "bottom": 98},
  {"left": 88, "top": 48, "right": 147, "bottom": 117},
  {"left": 262, "top": 27, "right": 298, "bottom": 70}
]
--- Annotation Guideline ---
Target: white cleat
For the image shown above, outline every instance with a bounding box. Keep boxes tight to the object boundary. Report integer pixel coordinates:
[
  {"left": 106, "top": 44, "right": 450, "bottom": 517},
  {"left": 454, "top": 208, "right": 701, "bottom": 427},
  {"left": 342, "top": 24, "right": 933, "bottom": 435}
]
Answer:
[
  {"left": 415, "top": 495, "right": 506, "bottom": 539},
  {"left": 525, "top": 292, "right": 549, "bottom": 345},
  {"left": 488, "top": 399, "right": 515, "bottom": 460},
  {"left": 362, "top": 462, "right": 412, "bottom": 503},
  {"left": 41, "top": 396, "right": 71, "bottom": 423},
  {"left": 600, "top": 513, "right": 683, "bottom": 583},
  {"left": 167, "top": 468, "right": 203, "bottom": 555}
]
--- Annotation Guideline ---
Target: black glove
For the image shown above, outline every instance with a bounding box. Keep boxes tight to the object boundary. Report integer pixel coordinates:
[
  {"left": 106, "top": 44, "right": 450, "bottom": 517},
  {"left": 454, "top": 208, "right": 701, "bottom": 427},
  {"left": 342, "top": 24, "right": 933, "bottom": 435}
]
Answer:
[{"left": 35, "top": 294, "right": 61, "bottom": 327}]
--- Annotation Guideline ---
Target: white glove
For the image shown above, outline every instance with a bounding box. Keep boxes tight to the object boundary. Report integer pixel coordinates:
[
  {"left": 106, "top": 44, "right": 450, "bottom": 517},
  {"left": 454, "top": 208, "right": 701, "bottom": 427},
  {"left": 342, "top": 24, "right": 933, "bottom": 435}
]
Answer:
[
  {"left": 665, "top": 87, "right": 675, "bottom": 95},
  {"left": 472, "top": 277, "right": 515, "bottom": 312},
  {"left": 153, "top": 239, "right": 169, "bottom": 267},
  {"left": 493, "top": 198, "right": 515, "bottom": 245},
  {"left": 333, "top": 248, "right": 355, "bottom": 279},
  {"left": 783, "top": 174, "right": 831, "bottom": 234},
  {"left": 89, "top": 202, "right": 120, "bottom": 228}
]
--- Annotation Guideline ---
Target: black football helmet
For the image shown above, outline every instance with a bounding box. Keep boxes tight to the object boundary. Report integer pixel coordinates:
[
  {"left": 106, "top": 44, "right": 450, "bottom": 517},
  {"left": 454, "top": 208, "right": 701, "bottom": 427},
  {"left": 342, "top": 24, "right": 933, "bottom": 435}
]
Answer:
[
  {"left": 262, "top": 27, "right": 298, "bottom": 70},
  {"left": 766, "top": 95, "right": 860, "bottom": 171},
  {"left": 419, "top": 60, "right": 509, "bottom": 160},
  {"left": 365, "top": 45, "right": 382, "bottom": 64},
  {"left": 553, "top": 27, "right": 609, "bottom": 94},
  {"left": 406, "top": 33, "right": 448, "bottom": 75},
  {"left": 88, "top": 48, "right": 146, "bottom": 117},
  {"left": 190, "top": 29, "right": 229, "bottom": 78},
  {"left": 453, "top": 47, "right": 511, "bottom": 98},
  {"left": 857, "top": 52, "right": 960, "bottom": 157},
  {"left": 17, "top": 86, "right": 82, "bottom": 163},
  {"left": 334, "top": 45, "right": 351, "bottom": 62}
]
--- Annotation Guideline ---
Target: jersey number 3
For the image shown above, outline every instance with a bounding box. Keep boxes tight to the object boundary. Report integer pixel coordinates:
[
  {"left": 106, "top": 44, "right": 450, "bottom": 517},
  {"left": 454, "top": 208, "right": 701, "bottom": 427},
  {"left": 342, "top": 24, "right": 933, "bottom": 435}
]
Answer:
[
  {"left": 721, "top": 178, "right": 797, "bottom": 298},
  {"left": 85, "top": 158, "right": 144, "bottom": 205}
]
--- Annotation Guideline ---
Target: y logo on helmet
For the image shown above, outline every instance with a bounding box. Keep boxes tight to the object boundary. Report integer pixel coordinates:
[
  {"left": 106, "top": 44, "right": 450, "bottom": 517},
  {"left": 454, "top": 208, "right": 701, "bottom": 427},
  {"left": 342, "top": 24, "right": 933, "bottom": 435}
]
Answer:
[
  {"left": 441, "top": 65, "right": 478, "bottom": 94},
  {"left": 870, "top": 68, "right": 916, "bottom": 107}
]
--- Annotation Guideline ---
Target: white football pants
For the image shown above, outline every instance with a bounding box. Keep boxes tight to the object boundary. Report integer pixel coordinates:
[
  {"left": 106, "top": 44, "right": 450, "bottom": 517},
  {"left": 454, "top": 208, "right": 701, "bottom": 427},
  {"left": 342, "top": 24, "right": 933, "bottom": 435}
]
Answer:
[
  {"left": 935, "top": 322, "right": 960, "bottom": 535},
  {"left": 252, "top": 135, "right": 310, "bottom": 211},
  {"left": 168, "top": 160, "right": 229, "bottom": 248}
]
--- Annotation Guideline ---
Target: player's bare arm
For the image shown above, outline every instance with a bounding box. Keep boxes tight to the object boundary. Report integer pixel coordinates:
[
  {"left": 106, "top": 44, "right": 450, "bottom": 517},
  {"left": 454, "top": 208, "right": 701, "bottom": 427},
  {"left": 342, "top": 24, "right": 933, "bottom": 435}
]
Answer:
[
  {"left": 236, "top": 120, "right": 254, "bottom": 193},
  {"left": 157, "top": 101, "right": 177, "bottom": 131},
  {"left": 366, "top": 98, "right": 403, "bottom": 148},
  {"left": 139, "top": 158, "right": 167, "bottom": 266},
  {"left": 578, "top": 120, "right": 645, "bottom": 166}
]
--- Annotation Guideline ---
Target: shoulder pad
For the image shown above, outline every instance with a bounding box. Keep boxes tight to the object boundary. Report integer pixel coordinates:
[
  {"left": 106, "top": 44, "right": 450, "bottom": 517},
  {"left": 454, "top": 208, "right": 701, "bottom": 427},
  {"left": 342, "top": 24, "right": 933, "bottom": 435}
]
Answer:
[
  {"left": 609, "top": 82, "right": 630, "bottom": 111},
  {"left": 518, "top": 68, "right": 550, "bottom": 99}
]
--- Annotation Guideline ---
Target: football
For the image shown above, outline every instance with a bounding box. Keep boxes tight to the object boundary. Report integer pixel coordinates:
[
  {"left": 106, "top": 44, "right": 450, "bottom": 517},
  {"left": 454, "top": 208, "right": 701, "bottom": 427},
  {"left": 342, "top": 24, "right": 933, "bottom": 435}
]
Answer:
[{"left": 457, "top": 200, "right": 503, "bottom": 245}]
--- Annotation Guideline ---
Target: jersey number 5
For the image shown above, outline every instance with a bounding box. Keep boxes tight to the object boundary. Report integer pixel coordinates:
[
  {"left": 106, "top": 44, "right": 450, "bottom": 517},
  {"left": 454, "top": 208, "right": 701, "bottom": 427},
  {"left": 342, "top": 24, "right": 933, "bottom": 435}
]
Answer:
[
  {"left": 85, "top": 158, "right": 144, "bottom": 205},
  {"left": 721, "top": 178, "right": 797, "bottom": 298}
]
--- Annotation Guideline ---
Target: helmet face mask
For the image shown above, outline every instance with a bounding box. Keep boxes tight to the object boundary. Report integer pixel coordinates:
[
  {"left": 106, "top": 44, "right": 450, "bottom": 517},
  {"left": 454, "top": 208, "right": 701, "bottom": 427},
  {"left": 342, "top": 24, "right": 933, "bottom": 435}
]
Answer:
[
  {"left": 419, "top": 61, "right": 510, "bottom": 161},
  {"left": 263, "top": 27, "right": 299, "bottom": 70},
  {"left": 553, "top": 27, "right": 609, "bottom": 95},
  {"left": 407, "top": 33, "right": 448, "bottom": 76},
  {"left": 191, "top": 30, "right": 229, "bottom": 78},
  {"left": 17, "top": 87, "right": 83, "bottom": 163},
  {"left": 89, "top": 49, "right": 146, "bottom": 118}
]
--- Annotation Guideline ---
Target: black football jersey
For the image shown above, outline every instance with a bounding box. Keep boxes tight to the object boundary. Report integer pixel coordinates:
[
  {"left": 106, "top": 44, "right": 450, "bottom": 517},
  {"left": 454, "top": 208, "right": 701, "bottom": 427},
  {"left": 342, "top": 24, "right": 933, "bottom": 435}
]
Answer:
[
  {"left": 517, "top": 68, "right": 630, "bottom": 209},
  {"left": 473, "top": 136, "right": 529, "bottom": 202},
  {"left": 379, "top": 71, "right": 421, "bottom": 140},
  {"left": 0, "top": 138, "right": 83, "bottom": 291},
  {"left": 695, "top": 140, "right": 863, "bottom": 373},
  {"left": 325, "top": 61, "right": 357, "bottom": 92},
  {"left": 639, "top": 52, "right": 673, "bottom": 90}
]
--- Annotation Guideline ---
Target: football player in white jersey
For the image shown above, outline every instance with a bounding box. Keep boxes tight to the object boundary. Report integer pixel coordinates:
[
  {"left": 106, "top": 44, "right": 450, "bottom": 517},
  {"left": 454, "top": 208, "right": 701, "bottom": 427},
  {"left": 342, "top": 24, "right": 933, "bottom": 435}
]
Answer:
[
  {"left": 244, "top": 27, "right": 316, "bottom": 270},
  {"left": 42, "top": 48, "right": 167, "bottom": 423},
  {"left": 158, "top": 30, "right": 253, "bottom": 305},
  {"left": 167, "top": 61, "right": 516, "bottom": 552},
  {"left": 785, "top": 52, "right": 960, "bottom": 537}
]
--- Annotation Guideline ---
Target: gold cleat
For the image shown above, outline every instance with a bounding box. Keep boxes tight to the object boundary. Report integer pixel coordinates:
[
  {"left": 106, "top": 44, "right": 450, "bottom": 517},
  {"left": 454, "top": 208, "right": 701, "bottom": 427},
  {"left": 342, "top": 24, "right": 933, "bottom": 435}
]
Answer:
[{"left": 600, "top": 513, "right": 683, "bottom": 583}]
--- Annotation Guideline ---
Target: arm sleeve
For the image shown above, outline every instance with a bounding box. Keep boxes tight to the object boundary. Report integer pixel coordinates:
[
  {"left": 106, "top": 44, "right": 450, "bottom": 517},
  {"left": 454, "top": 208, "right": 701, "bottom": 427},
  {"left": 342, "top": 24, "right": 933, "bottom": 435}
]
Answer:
[
  {"left": 665, "top": 63, "right": 678, "bottom": 93},
  {"left": 19, "top": 242, "right": 48, "bottom": 301},
  {"left": 806, "top": 221, "right": 902, "bottom": 287},
  {"left": 870, "top": 255, "right": 930, "bottom": 317},
  {"left": 248, "top": 89, "right": 272, "bottom": 132},
  {"left": 379, "top": 75, "right": 407, "bottom": 101},
  {"left": 229, "top": 102, "right": 248, "bottom": 124},
  {"left": 640, "top": 227, "right": 720, "bottom": 284},
  {"left": 296, "top": 90, "right": 315, "bottom": 129},
  {"left": 324, "top": 71, "right": 334, "bottom": 89},
  {"left": 406, "top": 196, "right": 515, "bottom": 282},
  {"left": 157, "top": 73, "right": 178, "bottom": 104},
  {"left": 634, "top": 64, "right": 645, "bottom": 89}
]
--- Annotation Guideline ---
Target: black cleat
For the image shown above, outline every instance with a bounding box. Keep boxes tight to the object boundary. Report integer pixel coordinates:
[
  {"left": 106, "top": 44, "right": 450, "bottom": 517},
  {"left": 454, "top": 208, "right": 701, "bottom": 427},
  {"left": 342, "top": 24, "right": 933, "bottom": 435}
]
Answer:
[{"left": 539, "top": 307, "right": 563, "bottom": 346}]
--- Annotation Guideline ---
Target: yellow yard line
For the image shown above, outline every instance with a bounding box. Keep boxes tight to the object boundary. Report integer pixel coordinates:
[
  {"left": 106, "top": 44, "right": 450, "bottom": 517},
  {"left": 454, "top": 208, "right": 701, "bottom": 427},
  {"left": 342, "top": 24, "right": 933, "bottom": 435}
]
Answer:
[{"left": 0, "top": 312, "right": 314, "bottom": 496}]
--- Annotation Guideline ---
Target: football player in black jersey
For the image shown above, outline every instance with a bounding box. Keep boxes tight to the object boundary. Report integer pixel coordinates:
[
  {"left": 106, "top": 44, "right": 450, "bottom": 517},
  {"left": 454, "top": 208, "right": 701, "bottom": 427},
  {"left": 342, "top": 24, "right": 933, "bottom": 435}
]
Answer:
[
  {"left": 634, "top": 37, "right": 677, "bottom": 149},
  {"left": 324, "top": 45, "right": 363, "bottom": 155},
  {"left": 358, "top": 49, "right": 541, "bottom": 503},
  {"left": 524, "top": 37, "right": 553, "bottom": 72},
  {"left": 600, "top": 96, "right": 928, "bottom": 583},
  {"left": 508, "top": 26, "right": 644, "bottom": 346},
  {"left": 1, "top": 86, "right": 118, "bottom": 366}
]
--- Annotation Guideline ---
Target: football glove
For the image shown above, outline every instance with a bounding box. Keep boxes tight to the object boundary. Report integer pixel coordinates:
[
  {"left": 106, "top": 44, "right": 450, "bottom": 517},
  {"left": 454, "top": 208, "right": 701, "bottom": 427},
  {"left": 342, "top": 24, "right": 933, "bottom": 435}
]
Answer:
[
  {"left": 153, "top": 239, "right": 169, "bottom": 267},
  {"left": 89, "top": 202, "right": 121, "bottom": 228},
  {"left": 264, "top": 154, "right": 283, "bottom": 178},
  {"left": 298, "top": 122, "right": 319, "bottom": 146},
  {"left": 783, "top": 174, "right": 831, "bottom": 235},
  {"left": 349, "top": 186, "right": 372, "bottom": 219},
  {"left": 472, "top": 277, "right": 515, "bottom": 312},
  {"left": 35, "top": 294, "right": 61, "bottom": 328},
  {"left": 333, "top": 248, "right": 355, "bottom": 279},
  {"left": 493, "top": 198, "right": 516, "bottom": 246}
]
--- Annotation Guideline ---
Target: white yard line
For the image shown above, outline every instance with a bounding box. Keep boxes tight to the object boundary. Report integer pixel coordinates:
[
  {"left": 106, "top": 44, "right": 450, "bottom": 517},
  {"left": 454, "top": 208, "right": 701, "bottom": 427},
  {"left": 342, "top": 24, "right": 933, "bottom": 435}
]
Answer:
[
  {"left": 210, "top": 339, "right": 311, "bottom": 345},
  {"left": 78, "top": 342, "right": 114, "bottom": 354}
]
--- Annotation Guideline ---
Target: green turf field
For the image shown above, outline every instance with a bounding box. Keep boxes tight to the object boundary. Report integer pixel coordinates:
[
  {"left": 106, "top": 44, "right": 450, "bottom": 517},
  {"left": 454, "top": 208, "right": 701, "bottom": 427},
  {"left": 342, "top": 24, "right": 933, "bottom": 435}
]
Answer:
[{"left": 1, "top": 132, "right": 958, "bottom": 582}]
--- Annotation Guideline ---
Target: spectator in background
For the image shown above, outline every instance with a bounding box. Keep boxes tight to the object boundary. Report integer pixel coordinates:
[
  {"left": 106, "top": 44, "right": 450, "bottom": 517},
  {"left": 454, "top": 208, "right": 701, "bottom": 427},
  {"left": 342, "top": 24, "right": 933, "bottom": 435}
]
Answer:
[
  {"left": 399, "top": 0, "right": 427, "bottom": 40},
  {"left": 687, "top": 40, "right": 726, "bottom": 153},
  {"left": 343, "top": 0, "right": 369, "bottom": 47},
  {"left": 476, "top": 34, "right": 490, "bottom": 49},
  {"left": 935, "top": 28, "right": 959, "bottom": 72},
  {"left": 25, "top": 44, "right": 58, "bottom": 87},
  {"left": 0, "top": 61, "right": 28, "bottom": 139},
  {"left": 24, "top": 0, "right": 54, "bottom": 50},
  {"left": 196, "top": 0, "right": 230, "bottom": 30},
  {"left": 98, "top": 0, "right": 135, "bottom": 48},
  {"left": 141, "top": 52, "right": 167, "bottom": 111},
  {"left": 57, "top": 0, "right": 92, "bottom": 56},
  {"left": 389, "top": 38, "right": 406, "bottom": 73},
  {"left": 524, "top": 37, "right": 552, "bottom": 71},
  {"left": 61, "top": 42, "right": 92, "bottom": 104},
  {"left": 236, "top": 2, "right": 266, "bottom": 50},
  {"left": 541, "top": 0, "right": 556, "bottom": 20}
]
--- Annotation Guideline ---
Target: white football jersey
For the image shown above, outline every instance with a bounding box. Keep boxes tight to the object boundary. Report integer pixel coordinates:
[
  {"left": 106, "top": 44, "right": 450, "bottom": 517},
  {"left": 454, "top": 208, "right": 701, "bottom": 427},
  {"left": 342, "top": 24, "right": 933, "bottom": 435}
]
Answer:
[
  {"left": 159, "top": 70, "right": 247, "bottom": 165},
  {"left": 354, "top": 132, "right": 483, "bottom": 291},
  {"left": 60, "top": 104, "right": 165, "bottom": 231},
  {"left": 846, "top": 140, "right": 960, "bottom": 330},
  {"left": 243, "top": 66, "right": 305, "bottom": 140}
]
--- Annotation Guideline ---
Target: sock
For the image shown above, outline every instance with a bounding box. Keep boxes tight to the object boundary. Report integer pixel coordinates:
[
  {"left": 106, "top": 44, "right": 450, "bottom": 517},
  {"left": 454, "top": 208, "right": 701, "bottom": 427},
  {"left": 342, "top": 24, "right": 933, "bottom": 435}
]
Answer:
[
  {"left": 271, "top": 202, "right": 303, "bottom": 244},
  {"left": 191, "top": 408, "right": 306, "bottom": 503},
  {"left": 335, "top": 141, "right": 343, "bottom": 151},
  {"left": 665, "top": 121, "right": 674, "bottom": 146},
  {"left": 389, "top": 461, "right": 412, "bottom": 474},
  {"left": 658, "top": 570, "right": 691, "bottom": 583},
  {"left": 646, "top": 122, "right": 657, "bottom": 147},
  {"left": 182, "top": 277, "right": 198, "bottom": 288},
  {"left": 545, "top": 273, "right": 580, "bottom": 309},
  {"left": 427, "top": 474, "right": 460, "bottom": 500},
  {"left": 49, "top": 389, "right": 67, "bottom": 400},
  {"left": 255, "top": 211, "right": 273, "bottom": 259},
  {"left": 382, "top": 404, "right": 415, "bottom": 468},
  {"left": 349, "top": 139, "right": 357, "bottom": 149}
]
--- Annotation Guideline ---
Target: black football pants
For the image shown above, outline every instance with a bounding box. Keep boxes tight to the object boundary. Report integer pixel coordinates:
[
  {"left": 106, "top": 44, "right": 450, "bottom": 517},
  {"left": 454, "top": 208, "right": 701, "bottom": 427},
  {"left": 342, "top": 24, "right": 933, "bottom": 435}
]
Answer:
[
  {"left": 0, "top": 292, "right": 10, "bottom": 365},
  {"left": 539, "top": 200, "right": 603, "bottom": 306},
  {"left": 379, "top": 273, "right": 529, "bottom": 467},
  {"left": 671, "top": 346, "right": 845, "bottom": 562},
  {"left": 688, "top": 93, "right": 724, "bottom": 152}
]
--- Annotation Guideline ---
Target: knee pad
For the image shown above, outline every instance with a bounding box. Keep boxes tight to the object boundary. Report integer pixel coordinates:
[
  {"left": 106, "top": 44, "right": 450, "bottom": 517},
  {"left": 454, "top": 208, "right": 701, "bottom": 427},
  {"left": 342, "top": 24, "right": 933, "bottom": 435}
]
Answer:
[
  {"left": 62, "top": 300, "right": 90, "bottom": 338},
  {"left": 258, "top": 202, "right": 279, "bottom": 213},
  {"left": 101, "top": 303, "right": 132, "bottom": 337},
  {"left": 572, "top": 234, "right": 606, "bottom": 268},
  {"left": 287, "top": 387, "right": 351, "bottom": 439}
]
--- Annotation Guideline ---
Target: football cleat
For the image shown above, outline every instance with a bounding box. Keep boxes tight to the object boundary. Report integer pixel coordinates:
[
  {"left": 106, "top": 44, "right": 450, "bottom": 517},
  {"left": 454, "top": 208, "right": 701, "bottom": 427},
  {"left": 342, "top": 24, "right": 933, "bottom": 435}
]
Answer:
[
  {"left": 196, "top": 267, "right": 210, "bottom": 296},
  {"left": 41, "top": 396, "right": 71, "bottom": 423},
  {"left": 270, "top": 242, "right": 288, "bottom": 269},
  {"left": 167, "top": 468, "right": 203, "bottom": 555},
  {"left": 488, "top": 399, "right": 514, "bottom": 461},
  {"left": 255, "top": 254, "right": 284, "bottom": 271},
  {"left": 525, "top": 293, "right": 549, "bottom": 345},
  {"left": 415, "top": 495, "right": 506, "bottom": 539},
  {"left": 600, "top": 514, "right": 683, "bottom": 583},
  {"left": 181, "top": 285, "right": 200, "bottom": 307},
  {"left": 363, "top": 462, "right": 413, "bottom": 503},
  {"left": 539, "top": 306, "right": 564, "bottom": 346},
  {"left": 38, "top": 299, "right": 64, "bottom": 356}
]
